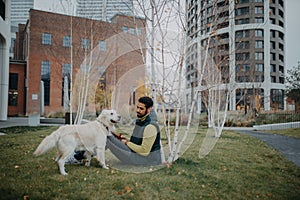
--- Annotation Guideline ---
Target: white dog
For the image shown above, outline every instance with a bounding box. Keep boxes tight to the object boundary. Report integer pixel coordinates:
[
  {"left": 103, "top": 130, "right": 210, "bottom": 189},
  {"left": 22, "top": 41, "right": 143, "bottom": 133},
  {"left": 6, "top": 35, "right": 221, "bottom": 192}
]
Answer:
[{"left": 34, "top": 109, "right": 121, "bottom": 175}]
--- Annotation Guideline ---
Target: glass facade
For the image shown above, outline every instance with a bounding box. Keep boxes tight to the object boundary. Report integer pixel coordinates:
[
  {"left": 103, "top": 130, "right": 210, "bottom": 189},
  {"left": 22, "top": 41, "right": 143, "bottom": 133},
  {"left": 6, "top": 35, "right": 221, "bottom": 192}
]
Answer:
[{"left": 76, "top": 0, "right": 133, "bottom": 22}]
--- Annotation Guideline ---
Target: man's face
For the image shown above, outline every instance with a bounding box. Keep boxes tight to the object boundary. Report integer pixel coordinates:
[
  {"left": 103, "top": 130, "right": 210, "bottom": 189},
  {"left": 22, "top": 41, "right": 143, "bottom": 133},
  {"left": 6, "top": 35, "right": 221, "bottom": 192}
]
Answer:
[{"left": 136, "top": 102, "right": 150, "bottom": 118}]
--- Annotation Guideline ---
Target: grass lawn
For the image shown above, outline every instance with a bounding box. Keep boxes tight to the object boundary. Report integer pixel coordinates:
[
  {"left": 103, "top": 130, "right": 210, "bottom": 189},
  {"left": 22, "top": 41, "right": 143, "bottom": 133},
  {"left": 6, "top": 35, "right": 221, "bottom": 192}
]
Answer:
[
  {"left": 264, "top": 128, "right": 300, "bottom": 139},
  {"left": 0, "top": 126, "right": 299, "bottom": 200}
]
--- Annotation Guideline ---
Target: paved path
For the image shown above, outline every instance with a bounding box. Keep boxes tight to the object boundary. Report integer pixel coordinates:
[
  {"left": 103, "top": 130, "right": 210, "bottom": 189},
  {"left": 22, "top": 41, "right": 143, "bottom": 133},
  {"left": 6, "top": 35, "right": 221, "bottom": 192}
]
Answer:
[{"left": 232, "top": 129, "right": 300, "bottom": 168}]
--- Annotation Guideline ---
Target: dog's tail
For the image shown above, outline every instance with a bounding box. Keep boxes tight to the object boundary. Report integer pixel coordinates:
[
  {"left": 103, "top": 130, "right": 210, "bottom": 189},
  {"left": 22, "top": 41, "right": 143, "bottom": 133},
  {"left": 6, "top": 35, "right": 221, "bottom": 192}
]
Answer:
[{"left": 33, "top": 128, "right": 60, "bottom": 156}]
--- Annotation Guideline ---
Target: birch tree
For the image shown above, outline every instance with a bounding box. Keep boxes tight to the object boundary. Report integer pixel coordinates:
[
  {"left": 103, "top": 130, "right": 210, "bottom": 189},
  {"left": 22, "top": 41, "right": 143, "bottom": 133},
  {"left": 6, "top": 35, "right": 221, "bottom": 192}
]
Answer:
[{"left": 130, "top": 0, "right": 202, "bottom": 164}]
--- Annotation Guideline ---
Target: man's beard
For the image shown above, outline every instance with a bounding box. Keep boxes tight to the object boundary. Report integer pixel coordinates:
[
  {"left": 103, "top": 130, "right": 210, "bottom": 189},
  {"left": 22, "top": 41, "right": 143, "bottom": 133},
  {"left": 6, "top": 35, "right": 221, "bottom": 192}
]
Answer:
[{"left": 137, "top": 112, "right": 146, "bottom": 118}]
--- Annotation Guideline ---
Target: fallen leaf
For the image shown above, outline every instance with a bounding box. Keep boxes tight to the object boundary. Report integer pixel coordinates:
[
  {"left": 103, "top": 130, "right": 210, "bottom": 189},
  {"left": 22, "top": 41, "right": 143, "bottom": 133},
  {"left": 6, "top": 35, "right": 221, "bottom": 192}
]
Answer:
[
  {"left": 125, "top": 186, "right": 132, "bottom": 193},
  {"left": 23, "top": 195, "right": 29, "bottom": 200}
]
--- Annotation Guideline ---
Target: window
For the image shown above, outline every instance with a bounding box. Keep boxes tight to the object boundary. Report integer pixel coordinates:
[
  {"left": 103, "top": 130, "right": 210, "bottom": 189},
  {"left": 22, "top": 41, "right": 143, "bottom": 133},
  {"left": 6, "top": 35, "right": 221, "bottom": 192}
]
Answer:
[
  {"left": 122, "top": 26, "right": 128, "bottom": 32},
  {"left": 270, "top": 18, "right": 276, "bottom": 24},
  {"left": 98, "top": 66, "right": 106, "bottom": 76},
  {"left": 236, "top": 64, "right": 250, "bottom": 72},
  {"left": 271, "top": 64, "right": 276, "bottom": 72},
  {"left": 235, "top": 7, "right": 249, "bottom": 16},
  {"left": 41, "top": 61, "right": 51, "bottom": 106},
  {"left": 270, "top": 41, "right": 276, "bottom": 49},
  {"left": 81, "top": 38, "right": 90, "bottom": 49},
  {"left": 235, "top": 30, "right": 250, "bottom": 38},
  {"left": 279, "top": 65, "right": 284, "bottom": 73},
  {"left": 62, "top": 64, "right": 71, "bottom": 78},
  {"left": 255, "top": 52, "right": 264, "bottom": 60},
  {"left": 129, "top": 28, "right": 135, "bottom": 35},
  {"left": 255, "top": 40, "right": 264, "bottom": 48},
  {"left": 10, "top": 38, "right": 15, "bottom": 54},
  {"left": 270, "top": 7, "right": 276, "bottom": 15},
  {"left": 235, "top": 18, "right": 249, "bottom": 25},
  {"left": 255, "top": 17, "right": 264, "bottom": 23},
  {"left": 279, "top": 43, "right": 284, "bottom": 51},
  {"left": 254, "top": 0, "right": 263, "bottom": 2},
  {"left": 137, "top": 28, "right": 142, "bottom": 35},
  {"left": 235, "top": 41, "right": 249, "bottom": 49},
  {"left": 279, "top": 9, "right": 284, "bottom": 18},
  {"left": 237, "top": 76, "right": 250, "bottom": 82},
  {"left": 270, "top": 30, "right": 276, "bottom": 37},
  {"left": 271, "top": 53, "right": 276, "bottom": 60},
  {"left": 236, "top": 53, "right": 250, "bottom": 61},
  {"left": 237, "top": 0, "right": 249, "bottom": 3},
  {"left": 278, "top": 32, "right": 284, "bottom": 40},
  {"left": 42, "top": 33, "right": 52, "bottom": 45},
  {"left": 279, "top": 54, "right": 284, "bottom": 62},
  {"left": 8, "top": 73, "right": 18, "bottom": 106},
  {"left": 207, "top": 6, "right": 212, "bottom": 14},
  {"left": 99, "top": 40, "right": 107, "bottom": 51},
  {"left": 255, "top": 64, "right": 264, "bottom": 72},
  {"left": 255, "top": 7, "right": 264, "bottom": 14},
  {"left": 279, "top": 20, "right": 284, "bottom": 27},
  {"left": 271, "top": 76, "right": 276, "bottom": 83},
  {"left": 255, "top": 75, "right": 264, "bottom": 82},
  {"left": 255, "top": 29, "right": 264, "bottom": 37},
  {"left": 63, "top": 36, "right": 71, "bottom": 47}
]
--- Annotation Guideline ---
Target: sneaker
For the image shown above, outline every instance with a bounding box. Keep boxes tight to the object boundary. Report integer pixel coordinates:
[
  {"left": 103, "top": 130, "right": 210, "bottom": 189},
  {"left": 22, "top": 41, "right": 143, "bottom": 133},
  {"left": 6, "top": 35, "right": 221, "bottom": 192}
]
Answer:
[{"left": 65, "top": 152, "right": 84, "bottom": 165}]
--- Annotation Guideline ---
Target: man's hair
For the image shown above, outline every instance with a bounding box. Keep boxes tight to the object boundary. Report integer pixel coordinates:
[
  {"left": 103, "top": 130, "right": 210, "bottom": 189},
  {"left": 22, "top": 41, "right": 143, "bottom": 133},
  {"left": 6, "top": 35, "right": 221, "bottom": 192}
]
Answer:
[{"left": 138, "top": 96, "right": 153, "bottom": 109}]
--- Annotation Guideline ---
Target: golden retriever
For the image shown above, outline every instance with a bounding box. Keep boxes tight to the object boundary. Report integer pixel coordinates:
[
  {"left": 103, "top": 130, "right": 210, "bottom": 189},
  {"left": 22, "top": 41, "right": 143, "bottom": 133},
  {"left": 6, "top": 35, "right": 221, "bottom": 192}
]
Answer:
[{"left": 34, "top": 109, "right": 121, "bottom": 175}]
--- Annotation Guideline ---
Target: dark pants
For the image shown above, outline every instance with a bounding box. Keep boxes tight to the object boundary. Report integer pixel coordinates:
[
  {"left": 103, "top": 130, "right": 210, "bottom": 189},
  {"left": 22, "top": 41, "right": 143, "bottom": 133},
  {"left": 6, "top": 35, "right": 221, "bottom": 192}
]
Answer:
[
  {"left": 74, "top": 135, "right": 161, "bottom": 166},
  {"left": 106, "top": 135, "right": 162, "bottom": 166}
]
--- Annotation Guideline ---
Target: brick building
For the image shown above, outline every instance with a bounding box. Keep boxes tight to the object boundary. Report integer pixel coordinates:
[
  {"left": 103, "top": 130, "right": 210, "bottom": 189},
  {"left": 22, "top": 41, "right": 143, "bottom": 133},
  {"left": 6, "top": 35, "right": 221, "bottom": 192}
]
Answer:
[{"left": 10, "top": 9, "right": 146, "bottom": 116}]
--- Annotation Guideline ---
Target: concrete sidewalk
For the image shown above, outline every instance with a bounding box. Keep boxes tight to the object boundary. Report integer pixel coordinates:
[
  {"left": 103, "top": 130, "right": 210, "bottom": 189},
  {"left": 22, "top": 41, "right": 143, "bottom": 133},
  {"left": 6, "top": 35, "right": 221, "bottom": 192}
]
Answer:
[{"left": 0, "top": 117, "right": 64, "bottom": 129}]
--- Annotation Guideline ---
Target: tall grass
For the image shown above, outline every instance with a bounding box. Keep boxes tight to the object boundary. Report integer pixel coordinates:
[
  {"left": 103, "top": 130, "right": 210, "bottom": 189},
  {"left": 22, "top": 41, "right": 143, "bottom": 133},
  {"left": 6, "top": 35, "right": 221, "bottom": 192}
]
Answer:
[{"left": 0, "top": 126, "right": 299, "bottom": 199}]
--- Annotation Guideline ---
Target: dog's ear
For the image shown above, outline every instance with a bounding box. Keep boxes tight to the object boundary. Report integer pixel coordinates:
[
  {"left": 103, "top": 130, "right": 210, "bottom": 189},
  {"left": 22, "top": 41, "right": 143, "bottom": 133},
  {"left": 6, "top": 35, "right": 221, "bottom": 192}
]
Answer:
[{"left": 102, "top": 109, "right": 110, "bottom": 116}]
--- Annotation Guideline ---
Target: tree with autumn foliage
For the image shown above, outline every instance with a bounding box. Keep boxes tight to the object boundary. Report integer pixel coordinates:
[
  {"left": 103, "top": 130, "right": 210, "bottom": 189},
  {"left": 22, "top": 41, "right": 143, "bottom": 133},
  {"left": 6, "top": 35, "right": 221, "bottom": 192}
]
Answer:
[{"left": 285, "top": 62, "right": 300, "bottom": 111}]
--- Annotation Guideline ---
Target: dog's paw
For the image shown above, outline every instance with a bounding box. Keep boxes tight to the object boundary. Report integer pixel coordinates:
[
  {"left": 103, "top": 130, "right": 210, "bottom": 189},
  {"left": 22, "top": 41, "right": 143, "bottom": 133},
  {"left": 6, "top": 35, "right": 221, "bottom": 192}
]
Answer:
[
  {"left": 61, "top": 172, "right": 68, "bottom": 176},
  {"left": 102, "top": 165, "right": 109, "bottom": 170}
]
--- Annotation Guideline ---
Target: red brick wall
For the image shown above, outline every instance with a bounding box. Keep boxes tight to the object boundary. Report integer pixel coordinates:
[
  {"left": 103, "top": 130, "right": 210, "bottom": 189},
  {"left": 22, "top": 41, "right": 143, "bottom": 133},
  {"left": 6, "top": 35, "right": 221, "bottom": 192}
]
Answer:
[{"left": 22, "top": 9, "right": 146, "bottom": 116}]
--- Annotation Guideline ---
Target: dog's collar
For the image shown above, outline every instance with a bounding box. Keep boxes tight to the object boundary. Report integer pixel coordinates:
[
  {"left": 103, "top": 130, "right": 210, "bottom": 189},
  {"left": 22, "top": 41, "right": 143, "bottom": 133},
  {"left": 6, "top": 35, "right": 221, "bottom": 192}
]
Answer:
[{"left": 97, "top": 119, "right": 110, "bottom": 131}]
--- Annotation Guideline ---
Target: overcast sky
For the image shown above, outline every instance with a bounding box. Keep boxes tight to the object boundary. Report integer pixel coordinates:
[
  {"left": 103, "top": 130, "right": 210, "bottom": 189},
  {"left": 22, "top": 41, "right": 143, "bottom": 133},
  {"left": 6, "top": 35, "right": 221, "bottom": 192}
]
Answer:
[{"left": 34, "top": 0, "right": 300, "bottom": 70}]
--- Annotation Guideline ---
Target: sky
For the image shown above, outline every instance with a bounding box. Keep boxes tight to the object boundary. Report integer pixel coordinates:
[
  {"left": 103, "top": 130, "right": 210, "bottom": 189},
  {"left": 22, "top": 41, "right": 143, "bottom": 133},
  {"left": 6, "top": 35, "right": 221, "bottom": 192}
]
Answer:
[
  {"left": 34, "top": 0, "right": 300, "bottom": 71},
  {"left": 285, "top": 0, "right": 300, "bottom": 70}
]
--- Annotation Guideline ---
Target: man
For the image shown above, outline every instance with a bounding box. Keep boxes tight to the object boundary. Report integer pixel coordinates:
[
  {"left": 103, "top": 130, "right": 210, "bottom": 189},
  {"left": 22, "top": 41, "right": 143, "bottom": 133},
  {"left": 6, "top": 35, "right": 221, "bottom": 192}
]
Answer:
[
  {"left": 67, "top": 96, "right": 161, "bottom": 166},
  {"left": 106, "top": 96, "right": 161, "bottom": 165}
]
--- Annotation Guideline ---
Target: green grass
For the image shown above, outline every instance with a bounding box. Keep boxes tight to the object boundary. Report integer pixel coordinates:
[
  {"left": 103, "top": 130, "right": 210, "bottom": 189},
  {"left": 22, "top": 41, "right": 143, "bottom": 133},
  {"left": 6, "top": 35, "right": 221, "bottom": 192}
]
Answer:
[
  {"left": 0, "top": 126, "right": 299, "bottom": 199},
  {"left": 264, "top": 128, "right": 300, "bottom": 139}
]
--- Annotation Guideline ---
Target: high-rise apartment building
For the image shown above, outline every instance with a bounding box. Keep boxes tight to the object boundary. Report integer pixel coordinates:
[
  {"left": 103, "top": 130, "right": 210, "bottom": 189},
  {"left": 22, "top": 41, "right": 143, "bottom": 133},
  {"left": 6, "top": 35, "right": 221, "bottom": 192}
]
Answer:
[
  {"left": 186, "top": 0, "right": 285, "bottom": 113},
  {"left": 11, "top": 0, "right": 34, "bottom": 26},
  {"left": 76, "top": 0, "right": 133, "bottom": 22}
]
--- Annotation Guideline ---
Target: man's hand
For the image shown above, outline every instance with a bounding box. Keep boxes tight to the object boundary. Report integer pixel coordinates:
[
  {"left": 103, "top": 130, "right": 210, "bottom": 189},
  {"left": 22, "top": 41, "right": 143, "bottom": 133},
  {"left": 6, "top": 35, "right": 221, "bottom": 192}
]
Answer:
[{"left": 121, "top": 138, "right": 128, "bottom": 145}]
